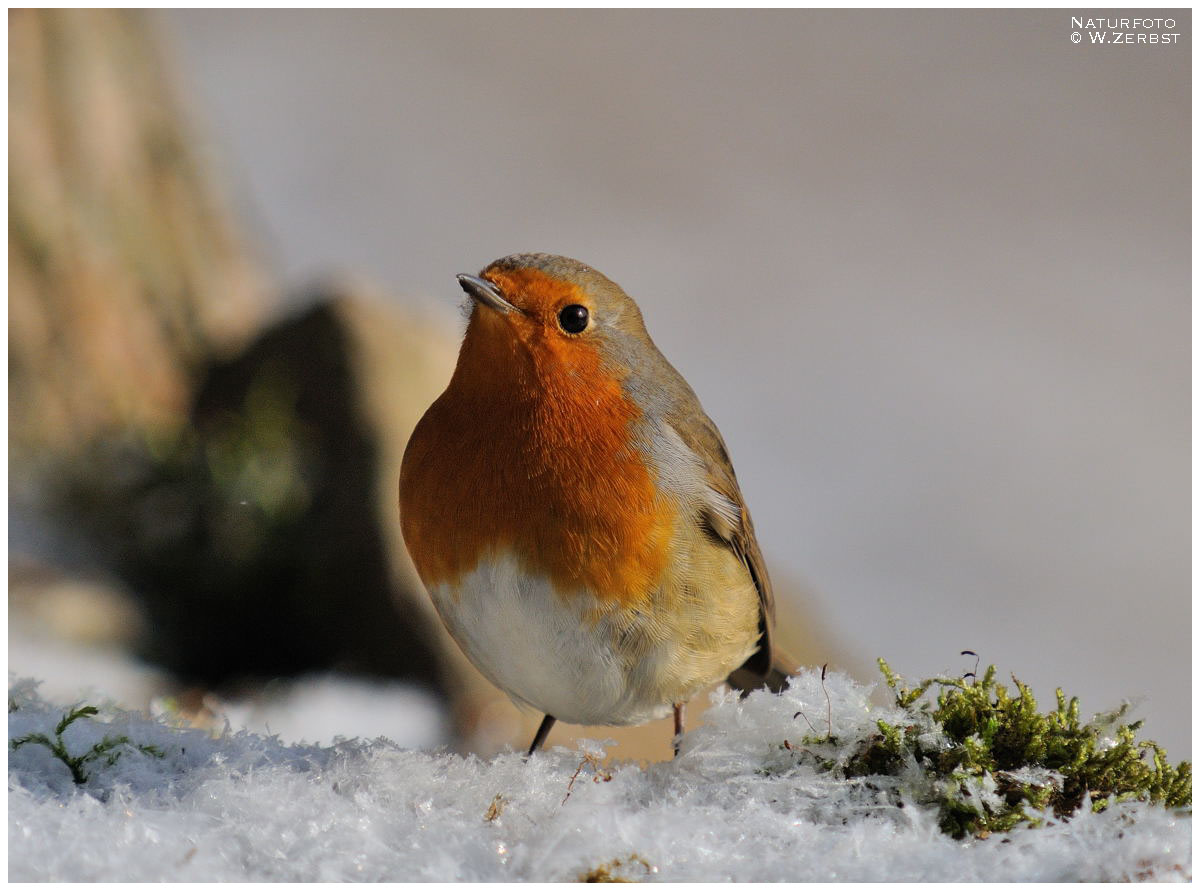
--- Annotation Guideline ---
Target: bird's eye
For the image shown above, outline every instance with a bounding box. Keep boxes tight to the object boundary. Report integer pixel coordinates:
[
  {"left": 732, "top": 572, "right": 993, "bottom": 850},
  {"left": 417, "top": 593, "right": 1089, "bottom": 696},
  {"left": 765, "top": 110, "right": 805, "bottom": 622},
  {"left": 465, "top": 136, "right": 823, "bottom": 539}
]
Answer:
[{"left": 557, "top": 304, "right": 589, "bottom": 334}]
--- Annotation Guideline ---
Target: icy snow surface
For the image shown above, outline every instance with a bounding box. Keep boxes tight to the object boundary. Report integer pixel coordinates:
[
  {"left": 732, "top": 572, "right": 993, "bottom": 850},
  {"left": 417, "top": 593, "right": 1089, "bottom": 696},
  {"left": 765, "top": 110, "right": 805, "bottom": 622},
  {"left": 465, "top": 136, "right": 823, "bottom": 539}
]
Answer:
[{"left": 8, "top": 669, "right": 1190, "bottom": 882}]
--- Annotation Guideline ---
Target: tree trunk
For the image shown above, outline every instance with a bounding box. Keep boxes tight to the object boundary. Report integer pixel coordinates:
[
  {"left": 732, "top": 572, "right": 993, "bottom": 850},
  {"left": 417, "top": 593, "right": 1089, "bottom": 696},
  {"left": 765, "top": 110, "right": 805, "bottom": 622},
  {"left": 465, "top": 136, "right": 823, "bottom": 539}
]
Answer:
[{"left": 8, "top": 8, "right": 270, "bottom": 463}]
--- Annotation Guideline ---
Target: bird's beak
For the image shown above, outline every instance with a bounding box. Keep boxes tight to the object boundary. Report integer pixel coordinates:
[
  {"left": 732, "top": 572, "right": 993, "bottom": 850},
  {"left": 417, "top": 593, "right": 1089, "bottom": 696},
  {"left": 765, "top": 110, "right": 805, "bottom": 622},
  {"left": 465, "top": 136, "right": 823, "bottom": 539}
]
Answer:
[{"left": 457, "top": 274, "right": 517, "bottom": 314}]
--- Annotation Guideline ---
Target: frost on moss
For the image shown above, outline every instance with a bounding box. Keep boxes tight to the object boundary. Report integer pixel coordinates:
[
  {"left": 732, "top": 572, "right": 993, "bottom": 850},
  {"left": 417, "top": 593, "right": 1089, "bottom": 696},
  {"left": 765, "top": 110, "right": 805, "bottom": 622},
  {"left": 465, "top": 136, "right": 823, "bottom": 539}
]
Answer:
[
  {"left": 788, "top": 657, "right": 1191, "bottom": 839},
  {"left": 10, "top": 703, "right": 164, "bottom": 787}
]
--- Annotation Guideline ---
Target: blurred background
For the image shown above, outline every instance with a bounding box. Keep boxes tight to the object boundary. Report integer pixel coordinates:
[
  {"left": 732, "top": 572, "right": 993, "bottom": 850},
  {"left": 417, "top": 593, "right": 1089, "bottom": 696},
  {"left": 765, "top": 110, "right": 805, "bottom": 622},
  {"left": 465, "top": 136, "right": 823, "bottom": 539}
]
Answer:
[{"left": 9, "top": 10, "right": 1189, "bottom": 761}]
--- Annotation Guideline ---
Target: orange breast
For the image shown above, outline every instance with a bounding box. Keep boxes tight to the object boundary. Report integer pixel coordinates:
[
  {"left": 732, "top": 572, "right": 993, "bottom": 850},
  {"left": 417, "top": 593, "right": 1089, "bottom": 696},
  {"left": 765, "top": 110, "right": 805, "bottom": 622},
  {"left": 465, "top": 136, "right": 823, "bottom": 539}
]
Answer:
[{"left": 400, "top": 304, "right": 675, "bottom": 608}]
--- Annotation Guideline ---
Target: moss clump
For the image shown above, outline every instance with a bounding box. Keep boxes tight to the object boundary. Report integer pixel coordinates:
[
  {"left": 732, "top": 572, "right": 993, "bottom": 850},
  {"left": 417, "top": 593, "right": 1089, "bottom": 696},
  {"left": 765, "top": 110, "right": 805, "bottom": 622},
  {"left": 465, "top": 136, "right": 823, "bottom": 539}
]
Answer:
[
  {"left": 578, "top": 855, "right": 654, "bottom": 882},
  {"left": 10, "top": 704, "right": 164, "bottom": 786},
  {"left": 840, "top": 659, "right": 1191, "bottom": 838}
]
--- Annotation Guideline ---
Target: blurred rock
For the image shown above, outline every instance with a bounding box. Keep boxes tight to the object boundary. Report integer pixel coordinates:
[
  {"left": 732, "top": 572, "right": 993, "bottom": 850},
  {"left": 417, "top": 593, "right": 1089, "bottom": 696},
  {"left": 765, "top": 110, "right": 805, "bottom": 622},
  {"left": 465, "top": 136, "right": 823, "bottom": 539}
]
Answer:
[{"left": 54, "top": 291, "right": 451, "bottom": 691}]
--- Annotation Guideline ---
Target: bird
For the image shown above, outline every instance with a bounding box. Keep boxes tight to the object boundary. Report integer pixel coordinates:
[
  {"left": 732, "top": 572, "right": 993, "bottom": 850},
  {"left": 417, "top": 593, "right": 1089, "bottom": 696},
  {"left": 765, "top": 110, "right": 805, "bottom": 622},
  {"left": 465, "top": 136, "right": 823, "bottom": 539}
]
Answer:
[{"left": 399, "top": 253, "right": 790, "bottom": 757}]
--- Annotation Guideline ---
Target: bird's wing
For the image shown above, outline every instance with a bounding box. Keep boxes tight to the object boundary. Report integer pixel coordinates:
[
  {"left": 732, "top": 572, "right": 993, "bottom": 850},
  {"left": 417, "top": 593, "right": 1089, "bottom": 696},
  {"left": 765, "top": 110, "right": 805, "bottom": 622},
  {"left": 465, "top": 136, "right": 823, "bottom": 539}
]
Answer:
[{"left": 668, "top": 409, "right": 780, "bottom": 688}]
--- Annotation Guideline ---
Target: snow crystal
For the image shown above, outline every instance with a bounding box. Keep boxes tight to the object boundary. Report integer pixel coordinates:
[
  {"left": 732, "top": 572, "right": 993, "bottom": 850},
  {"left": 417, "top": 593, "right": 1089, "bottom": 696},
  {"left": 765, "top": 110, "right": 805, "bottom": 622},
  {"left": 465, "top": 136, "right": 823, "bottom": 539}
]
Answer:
[{"left": 8, "top": 670, "right": 1190, "bottom": 882}]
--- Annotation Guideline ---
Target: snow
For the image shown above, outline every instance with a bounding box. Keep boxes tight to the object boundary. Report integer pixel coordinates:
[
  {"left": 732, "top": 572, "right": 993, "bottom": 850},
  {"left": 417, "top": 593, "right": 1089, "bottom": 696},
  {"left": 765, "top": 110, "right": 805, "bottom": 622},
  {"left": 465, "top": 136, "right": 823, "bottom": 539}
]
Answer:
[
  {"left": 206, "top": 674, "right": 448, "bottom": 750},
  {"left": 8, "top": 669, "right": 1190, "bottom": 882},
  {"left": 7, "top": 617, "right": 450, "bottom": 752}
]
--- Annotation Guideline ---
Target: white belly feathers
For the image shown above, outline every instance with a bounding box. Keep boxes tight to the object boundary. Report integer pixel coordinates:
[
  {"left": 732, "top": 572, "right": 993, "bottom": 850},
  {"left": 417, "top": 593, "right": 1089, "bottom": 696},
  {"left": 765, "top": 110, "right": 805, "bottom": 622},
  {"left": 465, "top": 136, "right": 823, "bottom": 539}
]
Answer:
[{"left": 428, "top": 552, "right": 677, "bottom": 727}]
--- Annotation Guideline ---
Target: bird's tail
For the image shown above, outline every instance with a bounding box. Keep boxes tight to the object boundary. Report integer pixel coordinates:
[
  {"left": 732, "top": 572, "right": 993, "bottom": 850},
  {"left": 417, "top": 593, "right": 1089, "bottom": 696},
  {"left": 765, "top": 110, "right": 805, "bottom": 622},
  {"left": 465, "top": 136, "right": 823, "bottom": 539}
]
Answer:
[{"left": 726, "top": 648, "right": 796, "bottom": 695}]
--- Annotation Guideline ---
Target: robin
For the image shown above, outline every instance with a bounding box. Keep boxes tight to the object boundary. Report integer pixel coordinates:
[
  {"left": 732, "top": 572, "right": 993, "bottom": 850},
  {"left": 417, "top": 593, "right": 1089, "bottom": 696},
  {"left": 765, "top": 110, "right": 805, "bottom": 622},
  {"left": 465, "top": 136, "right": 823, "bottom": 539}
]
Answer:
[{"left": 399, "top": 253, "right": 790, "bottom": 756}]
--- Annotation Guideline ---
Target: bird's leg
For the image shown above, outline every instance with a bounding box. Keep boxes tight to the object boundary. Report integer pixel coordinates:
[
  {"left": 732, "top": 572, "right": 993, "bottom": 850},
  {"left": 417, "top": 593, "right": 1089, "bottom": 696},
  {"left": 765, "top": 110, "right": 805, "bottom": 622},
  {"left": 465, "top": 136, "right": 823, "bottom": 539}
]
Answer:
[
  {"left": 526, "top": 714, "right": 556, "bottom": 758},
  {"left": 672, "top": 702, "right": 686, "bottom": 757}
]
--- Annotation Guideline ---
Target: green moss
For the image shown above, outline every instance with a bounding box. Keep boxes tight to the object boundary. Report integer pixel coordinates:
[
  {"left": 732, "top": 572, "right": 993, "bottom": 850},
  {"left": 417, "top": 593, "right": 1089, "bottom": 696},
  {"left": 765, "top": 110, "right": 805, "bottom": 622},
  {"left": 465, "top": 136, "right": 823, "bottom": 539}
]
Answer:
[
  {"left": 11, "top": 704, "right": 164, "bottom": 786},
  {"left": 839, "top": 658, "right": 1192, "bottom": 838}
]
